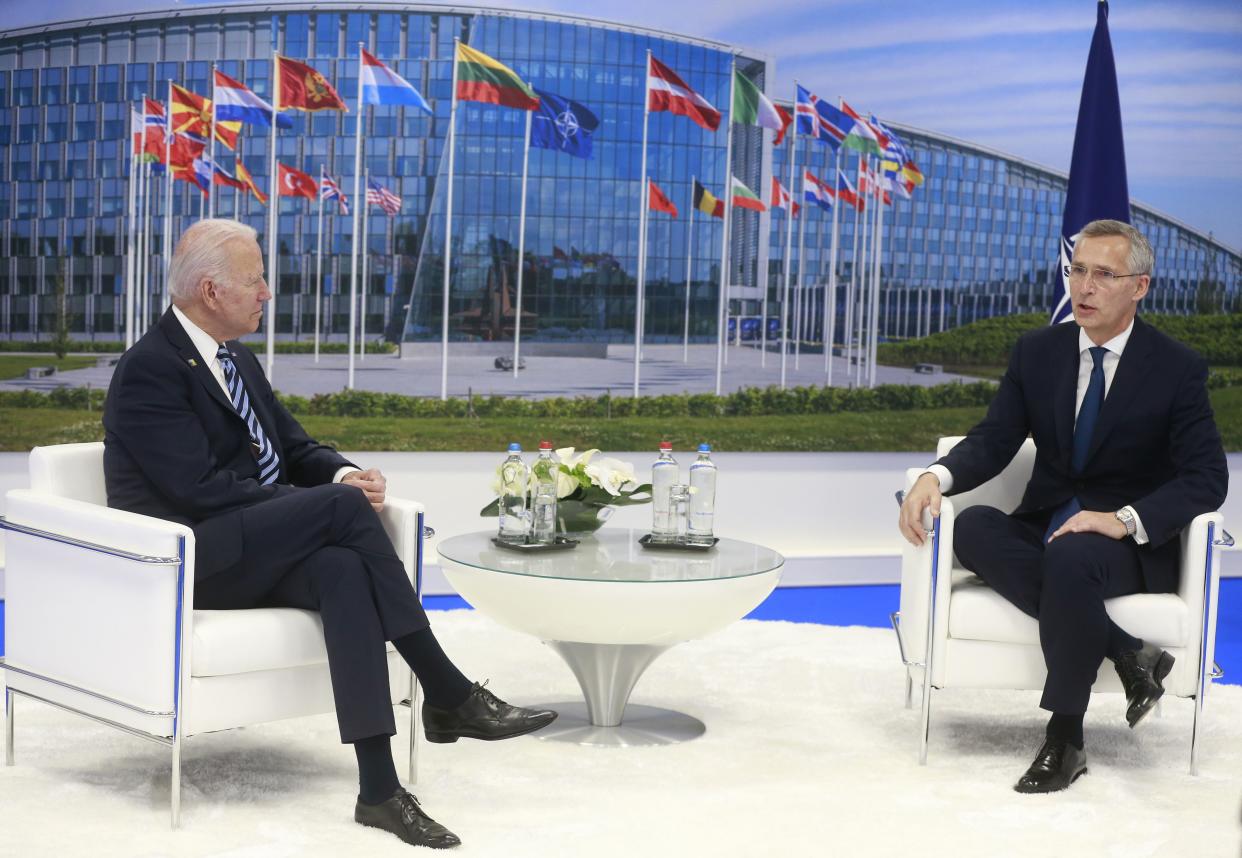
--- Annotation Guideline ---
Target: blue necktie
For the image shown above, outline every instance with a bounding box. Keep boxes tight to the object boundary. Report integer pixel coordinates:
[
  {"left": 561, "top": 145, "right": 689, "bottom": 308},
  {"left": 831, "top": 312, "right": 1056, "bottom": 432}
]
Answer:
[
  {"left": 217, "top": 345, "right": 281, "bottom": 485},
  {"left": 1045, "top": 346, "right": 1107, "bottom": 541}
]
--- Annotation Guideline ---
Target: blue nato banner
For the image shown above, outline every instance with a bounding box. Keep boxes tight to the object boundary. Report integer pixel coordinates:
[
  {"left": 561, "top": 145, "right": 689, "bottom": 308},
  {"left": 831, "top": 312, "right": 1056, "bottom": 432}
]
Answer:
[
  {"left": 530, "top": 88, "right": 600, "bottom": 160},
  {"left": 1051, "top": 0, "right": 1131, "bottom": 324}
]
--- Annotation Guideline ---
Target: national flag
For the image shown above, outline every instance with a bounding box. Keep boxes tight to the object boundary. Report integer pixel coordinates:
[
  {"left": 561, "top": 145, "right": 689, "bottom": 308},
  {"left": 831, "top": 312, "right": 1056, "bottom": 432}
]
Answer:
[
  {"left": 277, "top": 55, "right": 348, "bottom": 112},
  {"left": 366, "top": 178, "right": 401, "bottom": 215},
  {"left": 1052, "top": 0, "right": 1131, "bottom": 325},
  {"left": 277, "top": 162, "right": 318, "bottom": 199},
  {"left": 836, "top": 170, "right": 863, "bottom": 211},
  {"left": 796, "top": 85, "right": 850, "bottom": 149},
  {"left": 455, "top": 43, "right": 539, "bottom": 110},
  {"left": 203, "top": 152, "right": 245, "bottom": 191},
  {"left": 361, "top": 48, "right": 432, "bottom": 113},
  {"left": 732, "top": 69, "right": 782, "bottom": 131},
  {"left": 236, "top": 163, "right": 267, "bottom": 205},
  {"left": 730, "top": 176, "right": 766, "bottom": 212},
  {"left": 693, "top": 179, "right": 724, "bottom": 218},
  {"left": 802, "top": 170, "right": 833, "bottom": 212},
  {"left": 773, "top": 103, "right": 793, "bottom": 146},
  {"left": 770, "top": 176, "right": 800, "bottom": 215},
  {"left": 840, "top": 101, "right": 882, "bottom": 154},
  {"left": 648, "top": 179, "right": 678, "bottom": 217},
  {"left": 530, "top": 87, "right": 600, "bottom": 159},
  {"left": 170, "top": 83, "right": 241, "bottom": 149},
  {"left": 872, "top": 115, "right": 909, "bottom": 162},
  {"left": 214, "top": 69, "right": 293, "bottom": 128},
  {"left": 320, "top": 173, "right": 349, "bottom": 215},
  {"left": 647, "top": 56, "right": 720, "bottom": 131},
  {"left": 166, "top": 131, "right": 206, "bottom": 169},
  {"left": 902, "top": 160, "right": 925, "bottom": 187}
]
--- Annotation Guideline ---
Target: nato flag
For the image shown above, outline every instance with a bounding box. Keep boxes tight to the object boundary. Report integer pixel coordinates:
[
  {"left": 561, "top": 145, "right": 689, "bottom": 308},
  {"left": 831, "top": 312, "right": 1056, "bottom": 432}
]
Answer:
[
  {"left": 531, "top": 88, "right": 600, "bottom": 159},
  {"left": 1052, "top": 0, "right": 1130, "bottom": 324}
]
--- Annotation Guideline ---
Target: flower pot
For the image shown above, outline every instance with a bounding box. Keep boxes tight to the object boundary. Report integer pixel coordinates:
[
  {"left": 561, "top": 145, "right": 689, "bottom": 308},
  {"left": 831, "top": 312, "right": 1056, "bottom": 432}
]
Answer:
[{"left": 554, "top": 500, "right": 615, "bottom": 535}]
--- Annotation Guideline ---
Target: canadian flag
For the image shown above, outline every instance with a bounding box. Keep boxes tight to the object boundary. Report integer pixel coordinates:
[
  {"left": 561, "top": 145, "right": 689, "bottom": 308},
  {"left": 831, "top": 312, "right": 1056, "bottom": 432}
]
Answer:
[{"left": 278, "top": 162, "right": 318, "bottom": 200}]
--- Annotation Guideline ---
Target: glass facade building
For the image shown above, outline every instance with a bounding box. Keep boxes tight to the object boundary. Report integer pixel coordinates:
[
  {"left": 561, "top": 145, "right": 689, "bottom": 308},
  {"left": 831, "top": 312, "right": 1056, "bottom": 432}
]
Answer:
[{"left": 1, "top": 3, "right": 1237, "bottom": 350}]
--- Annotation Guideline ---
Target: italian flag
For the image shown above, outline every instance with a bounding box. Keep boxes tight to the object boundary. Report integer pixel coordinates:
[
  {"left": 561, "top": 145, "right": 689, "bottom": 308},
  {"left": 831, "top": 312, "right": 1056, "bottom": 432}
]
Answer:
[
  {"left": 731, "top": 176, "right": 767, "bottom": 212},
  {"left": 732, "top": 70, "right": 783, "bottom": 132},
  {"left": 455, "top": 43, "right": 539, "bottom": 111}
]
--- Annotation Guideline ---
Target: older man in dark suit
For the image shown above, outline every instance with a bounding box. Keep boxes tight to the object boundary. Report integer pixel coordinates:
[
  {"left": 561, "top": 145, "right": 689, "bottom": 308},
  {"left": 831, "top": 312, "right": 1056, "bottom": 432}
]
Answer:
[
  {"left": 899, "top": 219, "right": 1227, "bottom": 793},
  {"left": 104, "top": 218, "right": 556, "bottom": 849}
]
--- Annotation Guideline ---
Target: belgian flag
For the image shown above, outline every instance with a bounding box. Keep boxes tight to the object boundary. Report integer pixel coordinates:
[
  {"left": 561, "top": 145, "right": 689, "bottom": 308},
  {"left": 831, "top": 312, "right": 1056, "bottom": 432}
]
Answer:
[{"left": 693, "top": 180, "right": 724, "bottom": 219}]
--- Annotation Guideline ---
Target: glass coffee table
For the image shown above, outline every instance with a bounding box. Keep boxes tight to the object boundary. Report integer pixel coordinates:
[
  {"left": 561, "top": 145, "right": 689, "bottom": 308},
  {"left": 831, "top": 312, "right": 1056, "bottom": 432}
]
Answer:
[{"left": 437, "top": 528, "right": 784, "bottom": 746}]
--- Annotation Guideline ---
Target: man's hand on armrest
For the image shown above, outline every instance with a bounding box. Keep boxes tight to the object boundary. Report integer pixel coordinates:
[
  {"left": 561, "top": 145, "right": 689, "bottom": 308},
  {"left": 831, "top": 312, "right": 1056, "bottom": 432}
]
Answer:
[
  {"left": 899, "top": 472, "right": 943, "bottom": 547},
  {"left": 342, "top": 467, "right": 387, "bottom": 512}
]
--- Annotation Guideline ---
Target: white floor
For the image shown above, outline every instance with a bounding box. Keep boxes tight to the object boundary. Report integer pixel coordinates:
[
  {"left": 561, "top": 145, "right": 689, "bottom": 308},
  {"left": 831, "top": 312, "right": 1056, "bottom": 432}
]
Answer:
[{"left": 2, "top": 612, "right": 1240, "bottom": 858}]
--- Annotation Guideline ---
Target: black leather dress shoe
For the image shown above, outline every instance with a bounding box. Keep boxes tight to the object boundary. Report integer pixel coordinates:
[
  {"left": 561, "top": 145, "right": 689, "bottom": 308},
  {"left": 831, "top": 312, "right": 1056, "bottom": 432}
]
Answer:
[
  {"left": 1114, "top": 642, "right": 1175, "bottom": 729},
  {"left": 423, "top": 682, "right": 558, "bottom": 743},
  {"left": 1013, "top": 738, "right": 1088, "bottom": 794},
  {"left": 355, "top": 788, "right": 461, "bottom": 849}
]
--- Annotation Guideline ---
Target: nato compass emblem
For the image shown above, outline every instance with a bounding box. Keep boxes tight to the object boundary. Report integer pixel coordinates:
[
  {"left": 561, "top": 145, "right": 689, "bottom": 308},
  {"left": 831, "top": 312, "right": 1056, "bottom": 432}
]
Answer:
[{"left": 554, "top": 108, "right": 580, "bottom": 148}]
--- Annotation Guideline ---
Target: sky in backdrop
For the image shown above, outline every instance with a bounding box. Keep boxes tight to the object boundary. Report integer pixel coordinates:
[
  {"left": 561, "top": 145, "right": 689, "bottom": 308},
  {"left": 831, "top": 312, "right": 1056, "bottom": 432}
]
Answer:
[{"left": 6, "top": 0, "right": 1241, "bottom": 250}]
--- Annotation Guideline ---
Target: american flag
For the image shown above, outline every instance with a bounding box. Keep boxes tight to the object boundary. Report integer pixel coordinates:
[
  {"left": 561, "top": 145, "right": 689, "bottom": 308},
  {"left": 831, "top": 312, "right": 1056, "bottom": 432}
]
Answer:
[
  {"left": 366, "top": 178, "right": 401, "bottom": 216},
  {"left": 320, "top": 174, "right": 349, "bottom": 215}
]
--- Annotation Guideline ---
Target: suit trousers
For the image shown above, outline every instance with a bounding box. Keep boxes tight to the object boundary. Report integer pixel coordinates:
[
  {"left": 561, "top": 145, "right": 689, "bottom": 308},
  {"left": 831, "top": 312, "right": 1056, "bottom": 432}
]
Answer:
[
  {"left": 953, "top": 505, "right": 1150, "bottom": 715},
  {"left": 193, "top": 483, "right": 430, "bottom": 742}
]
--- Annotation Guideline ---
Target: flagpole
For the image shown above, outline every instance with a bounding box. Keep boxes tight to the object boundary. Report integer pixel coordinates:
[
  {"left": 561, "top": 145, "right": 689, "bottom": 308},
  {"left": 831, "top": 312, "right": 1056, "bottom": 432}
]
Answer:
[
  {"left": 139, "top": 159, "right": 149, "bottom": 335},
  {"left": 440, "top": 40, "right": 461, "bottom": 401},
  {"left": 633, "top": 49, "right": 652, "bottom": 399},
  {"left": 776, "top": 84, "right": 799, "bottom": 373},
  {"left": 715, "top": 58, "right": 737, "bottom": 397},
  {"left": 869, "top": 179, "right": 884, "bottom": 388},
  {"left": 843, "top": 152, "right": 860, "bottom": 386},
  {"left": 683, "top": 175, "right": 695, "bottom": 363},
  {"left": 265, "top": 52, "right": 280, "bottom": 380},
  {"left": 315, "top": 164, "right": 325, "bottom": 363},
  {"left": 513, "top": 108, "right": 532, "bottom": 380},
  {"left": 855, "top": 155, "right": 871, "bottom": 388},
  {"left": 348, "top": 44, "right": 366, "bottom": 389},
  {"left": 162, "top": 79, "right": 173, "bottom": 313},
  {"left": 824, "top": 138, "right": 842, "bottom": 383},
  {"left": 208, "top": 64, "right": 217, "bottom": 219},
  {"left": 125, "top": 101, "right": 140, "bottom": 349},
  {"left": 361, "top": 167, "right": 371, "bottom": 361}
]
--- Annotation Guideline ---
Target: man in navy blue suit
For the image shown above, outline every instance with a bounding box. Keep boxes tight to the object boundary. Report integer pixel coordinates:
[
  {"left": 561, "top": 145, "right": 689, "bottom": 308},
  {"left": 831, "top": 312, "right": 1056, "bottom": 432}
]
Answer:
[
  {"left": 898, "top": 220, "right": 1227, "bottom": 793},
  {"left": 104, "top": 219, "right": 556, "bottom": 849}
]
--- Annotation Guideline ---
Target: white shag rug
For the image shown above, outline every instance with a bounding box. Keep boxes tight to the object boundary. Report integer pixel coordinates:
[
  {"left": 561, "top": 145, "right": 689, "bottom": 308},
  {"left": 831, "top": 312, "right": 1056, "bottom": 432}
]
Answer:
[{"left": 2, "top": 611, "right": 1240, "bottom": 858}]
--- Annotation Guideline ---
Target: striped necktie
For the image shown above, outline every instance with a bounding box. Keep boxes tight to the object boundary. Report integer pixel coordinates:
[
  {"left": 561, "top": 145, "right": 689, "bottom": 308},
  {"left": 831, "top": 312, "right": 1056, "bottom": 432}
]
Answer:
[{"left": 216, "top": 345, "right": 281, "bottom": 485}]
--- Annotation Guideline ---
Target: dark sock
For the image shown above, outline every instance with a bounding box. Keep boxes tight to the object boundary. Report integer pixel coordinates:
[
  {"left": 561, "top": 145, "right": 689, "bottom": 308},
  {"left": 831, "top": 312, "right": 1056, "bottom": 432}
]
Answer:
[
  {"left": 1105, "top": 621, "right": 1143, "bottom": 661},
  {"left": 392, "top": 628, "right": 474, "bottom": 710},
  {"left": 354, "top": 734, "right": 401, "bottom": 806},
  {"left": 1045, "top": 712, "right": 1085, "bottom": 750}
]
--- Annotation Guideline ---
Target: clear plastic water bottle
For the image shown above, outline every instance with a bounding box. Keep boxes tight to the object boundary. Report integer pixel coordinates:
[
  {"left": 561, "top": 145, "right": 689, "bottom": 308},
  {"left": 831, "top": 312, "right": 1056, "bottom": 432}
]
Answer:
[
  {"left": 688, "top": 443, "right": 717, "bottom": 543},
  {"left": 498, "top": 442, "right": 530, "bottom": 543},
  {"left": 651, "top": 441, "right": 680, "bottom": 542},
  {"left": 531, "top": 440, "right": 559, "bottom": 544}
]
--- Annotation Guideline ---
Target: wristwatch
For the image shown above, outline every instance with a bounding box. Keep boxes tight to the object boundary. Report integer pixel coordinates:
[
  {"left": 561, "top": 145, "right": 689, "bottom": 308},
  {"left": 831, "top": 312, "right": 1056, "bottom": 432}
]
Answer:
[{"left": 1114, "top": 508, "right": 1137, "bottom": 537}]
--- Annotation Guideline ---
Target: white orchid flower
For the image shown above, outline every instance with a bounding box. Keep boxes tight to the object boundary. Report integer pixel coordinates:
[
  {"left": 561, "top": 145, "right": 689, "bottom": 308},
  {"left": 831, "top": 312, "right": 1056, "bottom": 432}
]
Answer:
[
  {"left": 585, "top": 456, "right": 637, "bottom": 496},
  {"left": 556, "top": 469, "right": 578, "bottom": 499}
]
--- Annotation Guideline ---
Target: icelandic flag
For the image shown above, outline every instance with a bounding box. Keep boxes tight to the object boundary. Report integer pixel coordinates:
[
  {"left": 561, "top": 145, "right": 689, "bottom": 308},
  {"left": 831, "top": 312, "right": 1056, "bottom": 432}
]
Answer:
[
  {"left": 361, "top": 48, "right": 432, "bottom": 113},
  {"left": 1051, "top": 0, "right": 1130, "bottom": 324},
  {"left": 530, "top": 87, "right": 600, "bottom": 159},
  {"left": 214, "top": 69, "right": 293, "bottom": 129},
  {"left": 796, "top": 85, "right": 847, "bottom": 150}
]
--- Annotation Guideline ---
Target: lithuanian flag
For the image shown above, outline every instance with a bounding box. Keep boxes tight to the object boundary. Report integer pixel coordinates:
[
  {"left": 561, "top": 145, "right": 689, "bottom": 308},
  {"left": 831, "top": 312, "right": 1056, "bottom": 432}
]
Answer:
[{"left": 455, "top": 43, "right": 539, "bottom": 110}]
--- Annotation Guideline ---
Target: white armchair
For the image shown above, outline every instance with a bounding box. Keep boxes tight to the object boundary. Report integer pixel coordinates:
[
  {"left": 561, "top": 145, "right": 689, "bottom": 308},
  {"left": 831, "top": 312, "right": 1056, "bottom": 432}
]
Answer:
[
  {"left": 894, "top": 437, "right": 1231, "bottom": 772},
  {"left": 1, "top": 442, "right": 429, "bottom": 827}
]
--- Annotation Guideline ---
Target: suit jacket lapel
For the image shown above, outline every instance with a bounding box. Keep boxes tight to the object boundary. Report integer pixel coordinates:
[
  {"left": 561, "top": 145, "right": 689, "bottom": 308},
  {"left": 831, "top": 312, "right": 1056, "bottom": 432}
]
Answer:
[
  {"left": 1085, "top": 316, "right": 1153, "bottom": 466},
  {"left": 1052, "top": 324, "right": 1080, "bottom": 468},
  {"left": 158, "top": 309, "right": 241, "bottom": 420}
]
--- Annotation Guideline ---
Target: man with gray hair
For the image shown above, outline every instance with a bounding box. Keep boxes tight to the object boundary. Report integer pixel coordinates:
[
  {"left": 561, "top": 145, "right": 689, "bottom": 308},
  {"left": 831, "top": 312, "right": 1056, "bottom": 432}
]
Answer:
[
  {"left": 104, "top": 219, "right": 556, "bottom": 849},
  {"left": 898, "top": 219, "right": 1227, "bottom": 793}
]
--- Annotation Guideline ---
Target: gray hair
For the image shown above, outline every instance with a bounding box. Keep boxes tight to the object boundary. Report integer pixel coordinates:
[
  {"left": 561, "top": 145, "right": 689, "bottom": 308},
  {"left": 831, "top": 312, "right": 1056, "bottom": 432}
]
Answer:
[
  {"left": 168, "top": 219, "right": 259, "bottom": 302},
  {"left": 1078, "top": 219, "right": 1155, "bottom": 276}
]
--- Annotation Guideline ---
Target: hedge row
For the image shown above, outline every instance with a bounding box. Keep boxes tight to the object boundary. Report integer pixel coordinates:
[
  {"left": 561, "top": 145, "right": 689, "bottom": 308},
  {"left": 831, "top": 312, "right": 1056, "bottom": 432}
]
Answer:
[
  {"left": 0, "top": 339, "right": 394, "bottom": 355},
  {"left": 877, "top": 312, "right": 1242, "bottom": 367}
]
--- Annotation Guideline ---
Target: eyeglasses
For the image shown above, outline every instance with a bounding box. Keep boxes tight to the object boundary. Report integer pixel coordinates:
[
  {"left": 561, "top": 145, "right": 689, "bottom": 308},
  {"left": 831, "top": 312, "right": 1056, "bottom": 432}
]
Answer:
[{"left": 1063, "top": 264, "right": 1144, "bottom": 286}]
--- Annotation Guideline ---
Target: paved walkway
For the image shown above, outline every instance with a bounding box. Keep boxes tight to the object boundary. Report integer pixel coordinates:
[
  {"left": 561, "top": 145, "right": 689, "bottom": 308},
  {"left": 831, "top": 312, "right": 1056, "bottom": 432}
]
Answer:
[{"left": 1, "top": 343, "right": 974, "bottom": 399}]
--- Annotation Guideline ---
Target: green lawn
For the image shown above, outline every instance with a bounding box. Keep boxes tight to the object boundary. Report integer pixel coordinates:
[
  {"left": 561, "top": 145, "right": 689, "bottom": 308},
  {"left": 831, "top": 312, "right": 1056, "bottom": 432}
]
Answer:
[
  {"left": 5, "top": 385, "right": 1240, "bottom": 452},
  {"left": 0, "top": 355, "right": 99, "bottom": 381}
]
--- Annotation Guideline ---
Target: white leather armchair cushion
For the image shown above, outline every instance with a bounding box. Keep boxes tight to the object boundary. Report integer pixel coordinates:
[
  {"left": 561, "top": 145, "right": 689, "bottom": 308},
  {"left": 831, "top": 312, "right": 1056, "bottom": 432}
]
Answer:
[
  {"left": 947, "top": 567, "right": 1190, "bottom": 648},
  {"left": 191, "top": 608, "right": 396, "bottom": 677},
  {"left": 29, "top": 442, "right": 108, "bottom": 504}
]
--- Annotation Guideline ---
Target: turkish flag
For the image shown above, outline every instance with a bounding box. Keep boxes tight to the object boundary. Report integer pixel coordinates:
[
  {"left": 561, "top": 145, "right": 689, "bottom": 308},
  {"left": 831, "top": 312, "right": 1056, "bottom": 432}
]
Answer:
[
  {"left": 278, "top": 162, "right": 318, "bottom": 200},
  {"left": 277, "top": 56, "right": 347, "bottom": 112}
]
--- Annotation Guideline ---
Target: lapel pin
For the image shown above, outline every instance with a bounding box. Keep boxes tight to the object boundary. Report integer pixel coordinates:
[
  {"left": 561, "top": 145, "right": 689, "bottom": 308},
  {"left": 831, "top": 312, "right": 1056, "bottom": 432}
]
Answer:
[{"left": 188, "top": 358, "right": 198, "bottom": 367}]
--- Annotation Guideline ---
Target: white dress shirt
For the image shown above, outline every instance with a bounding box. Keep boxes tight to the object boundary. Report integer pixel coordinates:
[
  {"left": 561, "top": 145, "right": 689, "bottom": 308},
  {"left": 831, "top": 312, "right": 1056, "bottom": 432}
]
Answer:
[
  {"left": 172, "top": 304, "right": 357, "bottom": 484},
  {"left": 925, "top": 319, "right": 1148, "bottom": 543}
]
